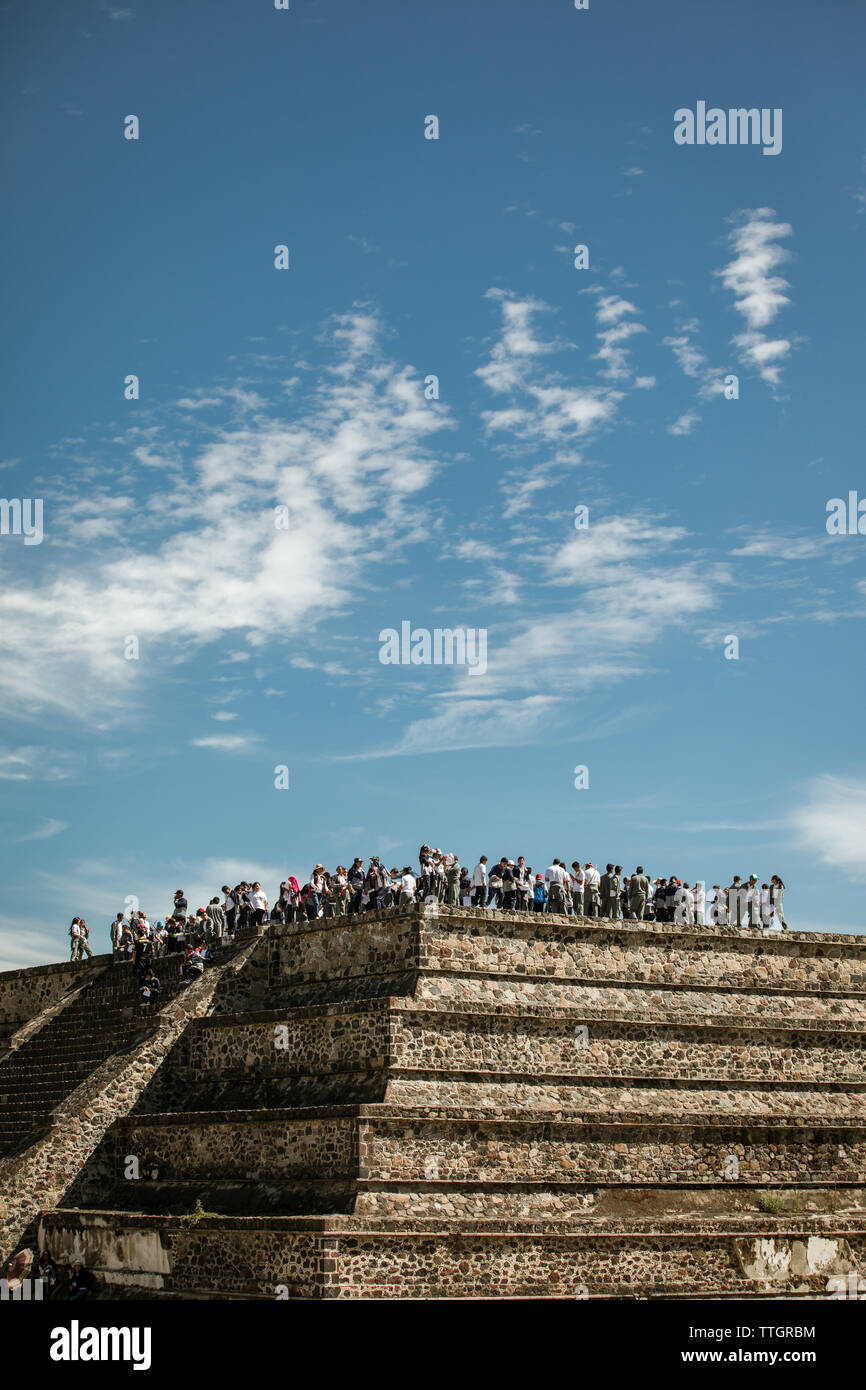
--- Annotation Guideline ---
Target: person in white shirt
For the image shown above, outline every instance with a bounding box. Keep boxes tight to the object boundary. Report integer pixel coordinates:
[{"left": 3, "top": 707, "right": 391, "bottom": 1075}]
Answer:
[
  {"left": 707, "top": 885, "right": 726, "bottom": 926},
  {"left": 692, "top": 881, "right": 706, "bottom": 926},
  {"left": 471, "top": 857, "right": 488, "bottom": 908},
  {"left": 399, "top": 867, "right": 416, "bottom": 909},
  {"left": 248, "top": 882, "right": 269, "bottom": 926},
  {"left": 583, "top": 863, "right": 601, "bottom": 917},
  {"left": 545, "top": 859, "right": 568, "bottom": 914},
  {"left": 569, "top": 863, "right": 585, "bottom": 916},
  {"left": 673, "top": 881, "right": 693, "bottom": 925}
]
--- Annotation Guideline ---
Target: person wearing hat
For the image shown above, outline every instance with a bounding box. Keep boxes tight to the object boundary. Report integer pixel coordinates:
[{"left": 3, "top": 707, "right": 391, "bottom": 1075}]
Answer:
[{"left": 399, "top": 866, "right": 416, "bottom": 909}]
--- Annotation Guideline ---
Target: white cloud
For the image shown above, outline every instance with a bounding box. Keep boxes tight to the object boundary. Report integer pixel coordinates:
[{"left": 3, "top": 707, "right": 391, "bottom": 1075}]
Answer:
[
  {"left": 191, "top": 734, "right": 263, "bottom": 753},
  {"left": 716, "top": 208, "right": 794, "bottom": 388},
  {"left": 0, "top": 307, "right": 456, "bottom": 726},
  {"left": 667, "top": 411, "right": 700, "bottom": 436},
  {"left": 790, "top": 776, "right": 866, "bottom": 879},
  {"left": 14, "top": 818, "right": 68, "bottom": 843}
]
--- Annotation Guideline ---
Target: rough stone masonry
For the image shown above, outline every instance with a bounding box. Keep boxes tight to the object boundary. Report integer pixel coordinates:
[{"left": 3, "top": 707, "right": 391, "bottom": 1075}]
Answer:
[{"left": 1, "top": 905, "right": 865, "bottom": 1298}]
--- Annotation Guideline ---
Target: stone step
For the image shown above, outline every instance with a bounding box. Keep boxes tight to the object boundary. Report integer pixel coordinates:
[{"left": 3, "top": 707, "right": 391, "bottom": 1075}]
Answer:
[{"left": 38, "top": 1206, "right": 866, "bottom": 1300}]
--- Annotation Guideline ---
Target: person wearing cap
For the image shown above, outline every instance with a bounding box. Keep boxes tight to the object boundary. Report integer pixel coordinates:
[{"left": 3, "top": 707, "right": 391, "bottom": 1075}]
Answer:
[
  {"left": 533, "top": 874, "right": 547, "bottom": 913},
  {"left": 583, "top": 862, "right": 601, "bottom": 917}
]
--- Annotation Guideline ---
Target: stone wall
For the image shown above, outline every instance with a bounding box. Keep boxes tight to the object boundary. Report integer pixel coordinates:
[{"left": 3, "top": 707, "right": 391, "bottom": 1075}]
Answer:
[{"left": 0, "top": 956, "right": 110, "bottom": 1043}]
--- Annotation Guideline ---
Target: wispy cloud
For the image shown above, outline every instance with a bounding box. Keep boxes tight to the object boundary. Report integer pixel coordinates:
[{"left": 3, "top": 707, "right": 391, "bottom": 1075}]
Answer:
[
  {"left": 14, "top": 818, "right": 69, "bottom": 843},
  {"left": 716, "top": 208, "right": 794, "bottom": 389}
]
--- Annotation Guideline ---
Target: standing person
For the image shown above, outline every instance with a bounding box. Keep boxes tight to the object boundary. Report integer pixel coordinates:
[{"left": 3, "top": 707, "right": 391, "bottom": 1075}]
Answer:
[
  {"left": 308, "top": 867, "right": 325, "bottom": 920},
  {"left": 432, "top": 854, "right": 447, "bottom": 903},
  {"left": 132, "top": 926, "right": 152, "bottom": 980},
  {"left": 364, "top": 858, "right": 385, "bottom": 911},
  {"left": 78, "top": 920, "right": 94, "bottom": 959},
  {"left": 744, "top": 875, "right": 761, "bottom": 928},
  {"left": 205, "top": 896, "right": 226, "bottom": 943},
  {"left": 399, "top": 866, "right": 416, "bottom": 909},
  {"left": 347, "top": 858, "right": 365, "bottom": 914},
  {"left": 173, "top": 890, "right": 188, "bottom": 920},
  {"left": 727, "top": 875, "right": 745, "bottom": 927},
  {"left": 486, "top": 859, "right": 503, "bottom": 908},
  {"left": 610, "top": 866, "right": 622, "bottom": 920},
  {"left": 533, "top": 874, "right": 547, "bottom": 913},
  {"left": 248, "top": 882, "right": 269, "bottom": 927},
  {"left": 583, "top": 863, "right": 601, "bottom": 918},
  {"left": 110, "top": 913, "right": 125, "bottom": 957},
  {"left": 570, "top": 862, "right": 585, "bottom": 917},
  {"left": 545, "top": 859, "right": 568, "bottom": 915},
  {"left": 460, "top": 866, "right": 472, "bottom": 907},
  {"left": 471, "top": 856, "right": 488, "bottom": 908},
  {"left": 673, "top": 881, "right": 693, "bottom": 925},
  {"left": 69, "top": 918, "right": 84, "bottom": 961},
  {"left": 445, "top": 857, "right": 461, "bottom": 906},
  {"left": 707, "top": 885, "right": 726, "bottom": 926},
  {"left": 769, "top": 875, "right": 789, "bottom": 931},
  {"left": 515, "top": 857, "right": 531, "bottom": 912},
  {"left": 501, "top": 861, "right": 516, "bottom": 911},
  {"left": 221, "top": 885, "right": 238, "bottom": 935},
  {"left": 628, "top": 867, "right": 650, "bottom": 921},
  {"left": 693, "top": 880, "right": 706, "bottom": 927},
  {"left": 599, "top": 865, "right": 614, "bottom": 918}
]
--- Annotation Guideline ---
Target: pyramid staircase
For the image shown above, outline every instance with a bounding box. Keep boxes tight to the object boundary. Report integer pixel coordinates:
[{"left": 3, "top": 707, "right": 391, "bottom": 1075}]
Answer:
[{"left": 26, "top": 906, "right": 866, "bottom": 1298}]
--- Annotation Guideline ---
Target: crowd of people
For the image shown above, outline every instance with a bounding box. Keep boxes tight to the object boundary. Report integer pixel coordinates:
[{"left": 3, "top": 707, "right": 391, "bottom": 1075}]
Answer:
[
  {"left": 2, "top": 1249, "right": 92, "bottom": 1301},
  {"left": 70, "top": 854, "right": 788, "bottom": 961}
]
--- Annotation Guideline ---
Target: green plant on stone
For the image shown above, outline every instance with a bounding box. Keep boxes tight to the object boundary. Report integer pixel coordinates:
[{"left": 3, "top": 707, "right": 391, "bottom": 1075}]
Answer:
[
  {"left": 179, "top": 1198, "right": 219, "bottom": 1228},
  {"left": 756, "top": 1193, "right": 785, "bottom": 1215}
]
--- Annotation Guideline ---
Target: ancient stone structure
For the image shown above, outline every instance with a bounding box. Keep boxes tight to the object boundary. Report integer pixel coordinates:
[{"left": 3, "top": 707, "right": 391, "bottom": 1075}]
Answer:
[{"left": 2, "top": 906, "right": 865, "bottom": 1298}]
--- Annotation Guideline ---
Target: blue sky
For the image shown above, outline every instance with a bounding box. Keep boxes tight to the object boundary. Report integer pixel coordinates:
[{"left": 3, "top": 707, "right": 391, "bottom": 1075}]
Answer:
[{"left": 1, "top": 0, "right": 865, "bottom": 969}]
